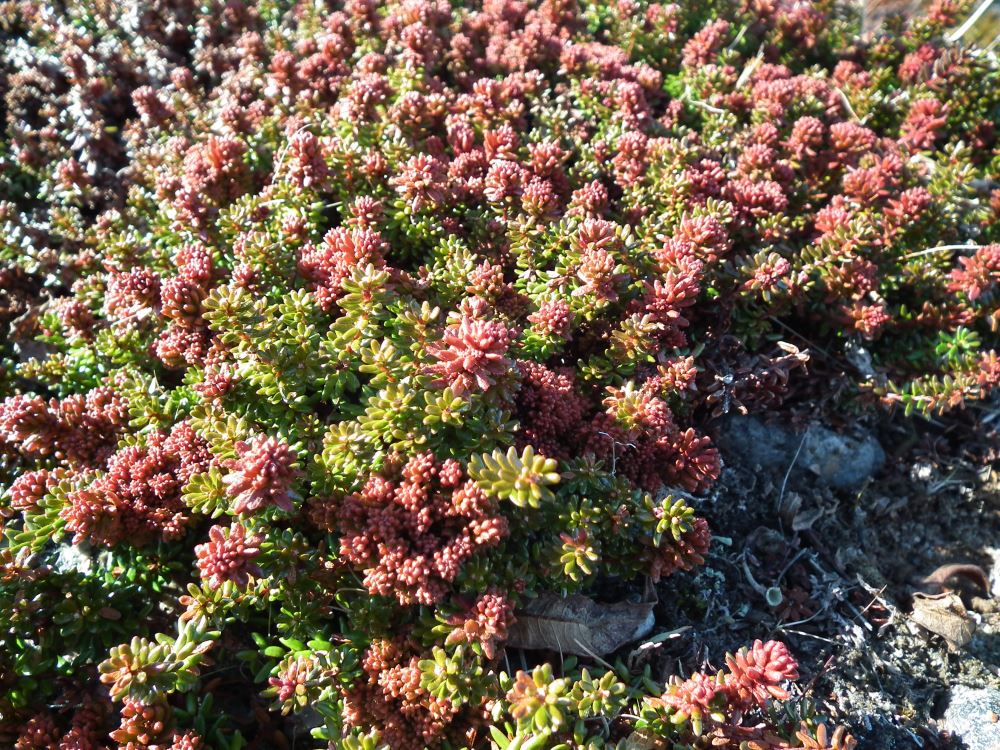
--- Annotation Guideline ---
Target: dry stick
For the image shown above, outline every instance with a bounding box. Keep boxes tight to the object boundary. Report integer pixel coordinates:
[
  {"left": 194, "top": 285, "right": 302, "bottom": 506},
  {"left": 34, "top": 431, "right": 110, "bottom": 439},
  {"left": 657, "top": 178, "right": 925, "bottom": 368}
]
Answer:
[
  {"left": 899, "top": 243, "right": 981, "bottom": 261},
  {"left": 854, "top": 583, "right": 896, "bottom": 638},
  {"left": 727, "top": 22, "right": 750, "bottom": 50},
  {"left": 570, "top": 638, "right": 617, "bottom": 672},
  {"left": 834, "top": 86, "right": 862, "bottom": 123},
  {"left": 735, "top": 46, "right": 765, "bottom": 90},
  {"left": 774, "top": 607, "right": 825, "bottom": 630},
  {"left": 781, "top": 627, "right": 838, "bottom": 644},
  {"left": 799, "top": 652, "right": 837, "bottom": 697},
  {"left": 269, "top": 123, "right": 312, "bottom": 186},
  {"left": 740, "top": 551, "right": 770, "bottom": 597},
  {"left": 684, "top": 95, "right": 726, "bottom": 115},
  {"left": 775, "top": 548, "right": 809, "bottom": 586},
  {"left": 946, "top": 0, "right": 997, "bottom": 43},
  {"left": 778, "top": 433, "right": 808, "bottom": 509}
]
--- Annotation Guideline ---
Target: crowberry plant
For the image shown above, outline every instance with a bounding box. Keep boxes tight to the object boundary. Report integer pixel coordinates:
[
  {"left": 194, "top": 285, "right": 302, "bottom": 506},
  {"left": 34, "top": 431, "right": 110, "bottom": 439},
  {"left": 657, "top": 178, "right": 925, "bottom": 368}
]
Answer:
[{"left": 0, "top": 0, "right": 996, "bottom": 746}]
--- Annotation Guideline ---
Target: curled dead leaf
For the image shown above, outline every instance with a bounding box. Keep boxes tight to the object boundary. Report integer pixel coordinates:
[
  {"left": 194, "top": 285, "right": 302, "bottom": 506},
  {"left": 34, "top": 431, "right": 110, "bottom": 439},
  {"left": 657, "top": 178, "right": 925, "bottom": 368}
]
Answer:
[{"left": 919, "top": 563, "right": 990, "bottom": 598}]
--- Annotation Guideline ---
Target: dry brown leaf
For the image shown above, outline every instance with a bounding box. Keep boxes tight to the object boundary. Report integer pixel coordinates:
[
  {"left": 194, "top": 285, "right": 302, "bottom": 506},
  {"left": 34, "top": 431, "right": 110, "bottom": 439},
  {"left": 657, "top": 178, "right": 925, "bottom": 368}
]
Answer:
[
  {"left": 506, "top": 593, "right": 655, "bottom": 656},
  {"left": 911, "top": 591, "right": 975, "bottom": 650}
]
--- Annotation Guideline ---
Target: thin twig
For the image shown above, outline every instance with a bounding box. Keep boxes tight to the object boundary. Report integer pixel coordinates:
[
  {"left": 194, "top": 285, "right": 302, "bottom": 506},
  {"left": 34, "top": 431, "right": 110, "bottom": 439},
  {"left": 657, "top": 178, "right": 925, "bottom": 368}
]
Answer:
[
  {"left": 269, "top": 123, "right": 312, "bottom": 186},
  {"left": 685, "top": 97, "right": 726, "bottom": 115},
  {"left": 773, "top": 607, "right": 825, "bottom": 630},
  {"left": 899, "top": 243, "right": 981, "bottom": 260},
  {"left": 834, "top": 86, "right": 862, "bottom": 122},
  {"left": 735, "top": 46, "right": 765, "bottom": 89},
  {"left": 799, "top": 652, "right": 837, "bottom": 696},
  {"left": 572, "top": 639, "right": 617, "bottom": 672},
  {"left": 778, "top": 434, "right": 808, "bottom": 508},
  {"left": 741, "top": 551, "right": 770, "bottom": 596},
  {"left": 776, "top": 548, "right": 809, "bottom": 585},
  {"left": 947, "top": 0, "right": 997, "bottom": 43},
  {"left": 778, "top": 625, "right": 836, "bottom": 643},
  {"left": 727, "top": 23, "right": 750, "bottom": 50}
]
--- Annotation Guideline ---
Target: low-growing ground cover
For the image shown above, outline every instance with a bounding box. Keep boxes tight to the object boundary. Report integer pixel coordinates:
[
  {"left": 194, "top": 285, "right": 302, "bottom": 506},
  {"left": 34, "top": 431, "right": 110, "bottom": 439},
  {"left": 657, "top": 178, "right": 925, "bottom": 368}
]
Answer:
[{"left": 0, "top": 0, "right": 998, "bottom": 747}]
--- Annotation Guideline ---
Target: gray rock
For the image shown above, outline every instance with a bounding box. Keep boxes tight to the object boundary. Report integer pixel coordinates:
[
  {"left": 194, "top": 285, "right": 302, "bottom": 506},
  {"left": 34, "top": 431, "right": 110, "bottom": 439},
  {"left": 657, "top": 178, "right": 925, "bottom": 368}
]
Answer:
[
  {"left": 942, "top": 686, "right": 1000, "bottom": 750},
  {"left": 285, "top": 706, "right": 323, "bottom": 742},
  {"left": 800, "top": 423, "right": 886, "bottom": 491},
  {"left": 47, "top": 543, "right": 94, "bottom": 575},
  {"left": 718, "top": 416, "right": 885, "bottom": 491}
]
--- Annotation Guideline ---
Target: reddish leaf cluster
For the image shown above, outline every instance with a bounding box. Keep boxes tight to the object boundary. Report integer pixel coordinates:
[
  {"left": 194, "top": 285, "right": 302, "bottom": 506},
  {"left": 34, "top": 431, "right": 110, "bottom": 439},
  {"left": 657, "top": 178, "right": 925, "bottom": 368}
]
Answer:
[
  {"left": 194, "top": 522, "right": 263, "bottom": 590},
  {"left": 344, "top": 638, "right": 470, "bottom": 750},
  {"left": 61, "top": 423, "right": 211, "bottom": 547},
  {"left": 648, "top": 516, "right": 711, "bottom": 583},
  {"left": 0, "top": 388, "right": 127, "bottom": 467},
  {"left": 298, "top": 227, "right": 388, "bottom": 311},
  {"left": 7, "top": 468, "right": 67, "bottom": 515},
  {"left": 724, "top": 639, "right": 800, "bottom": 707},
  {"left": 109, "top": 697, "right": 201, "bottom": 750},
  {"left": 14, "top": 696, "right": 111, "bottom": 750},
  {"left": 949, "top": 243, "right": 1000, "bottom": 302},
  {"left": 168, "top": 137, "right": 250, "bottom": 228},
  {"left": 426, "top": 298, "right": 515, "bottom": 395},
  {"left": 337, "top": 452, "right": 508, "bottom": 605},
  {"left": 223, "top": 435, "right": 299, "bottom": 515},
  {"left": 591, "top": 397, "right": 721, "bottom": 494},
  {"left": 443, "top": 592, "right": 513, "bottom": 660},
  {"left": 654, "top": 639, "right": 800, "bottom": 730},
  {"left": 515, "top": 361, "right": 720, "bottom": 492}
]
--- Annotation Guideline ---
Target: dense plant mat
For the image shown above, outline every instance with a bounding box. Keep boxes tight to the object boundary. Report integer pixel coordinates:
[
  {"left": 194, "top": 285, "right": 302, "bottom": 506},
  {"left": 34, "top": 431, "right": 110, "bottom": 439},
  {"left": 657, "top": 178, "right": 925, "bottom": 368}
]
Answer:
[{"left": 0, "top": 0, "right": 998, "bottom": 747}]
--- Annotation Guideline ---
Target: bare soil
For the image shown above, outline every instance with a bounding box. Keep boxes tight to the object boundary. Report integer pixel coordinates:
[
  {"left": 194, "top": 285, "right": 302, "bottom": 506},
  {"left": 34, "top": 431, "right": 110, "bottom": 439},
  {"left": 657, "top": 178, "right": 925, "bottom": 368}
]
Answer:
[{"left": 642, "top": 406, "right": 1000, "bottom": 748}]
